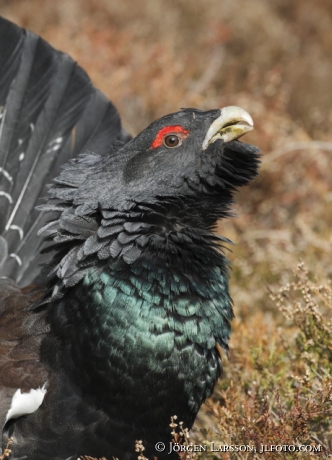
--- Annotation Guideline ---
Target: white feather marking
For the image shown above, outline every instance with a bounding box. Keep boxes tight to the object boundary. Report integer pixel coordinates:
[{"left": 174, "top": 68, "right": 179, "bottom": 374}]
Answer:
[
  {"left": 5, "top": 154, "right": 40, "bottom": 230},
  {"left": 6, "top": 384, "right": 47, "bottom": 422},
  {"left": 0, "top": 191, "right": 13, "bottom": 203},
  {"left": 46, "top": 144, "right": 61, "bottom": 154},
  {"left": 5, "top": 131, "right": 64, "bottom": 231},
  {"left": 50, "top": 136, "right": 63, "bottom": 145},
  {"left": 18, "top": 138, "right": 23, "bottom": 145},
  {"left": 9, "top": 225, "right": 24, "bottom": 240},
  {"left": 0, "top": 168, "right": 13, "bottom": 183},
  {"left": 30, "top": 123, "right": 34, "bottom": 132},
  {"left": 0, "top": 107, "right": 6, "bottom": 141},
  {"left": 46, "top": 137, "right": 64, "bottom": 154},
  {"left": 9, "top": 253, "right": 22, "bottom": 266},
  {"left": 19, "top": 152, "right": 25, "bottom": 161}
]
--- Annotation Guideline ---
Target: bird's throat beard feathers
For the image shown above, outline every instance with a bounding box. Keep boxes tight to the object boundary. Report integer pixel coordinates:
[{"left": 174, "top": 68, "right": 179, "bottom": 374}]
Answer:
[{"left": 36, "top": 137, "right": 260, "bottom": 302}]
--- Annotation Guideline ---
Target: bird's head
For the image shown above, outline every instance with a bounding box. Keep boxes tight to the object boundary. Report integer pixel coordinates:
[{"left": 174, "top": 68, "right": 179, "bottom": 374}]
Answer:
[
  {"left": 118, "top": 106, "right": 257, "bottom": 203},
  {"left": 51, "top": 106, "right": 259, "bottom": 215},
  {"left": 39, "top": 106, "right": 260, "bottom": 295}
]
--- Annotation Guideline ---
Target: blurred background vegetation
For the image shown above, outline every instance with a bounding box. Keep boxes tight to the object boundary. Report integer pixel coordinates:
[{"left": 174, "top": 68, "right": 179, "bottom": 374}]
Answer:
[{"left": 0, "top": 0, "right": 331, "bottom": 458}]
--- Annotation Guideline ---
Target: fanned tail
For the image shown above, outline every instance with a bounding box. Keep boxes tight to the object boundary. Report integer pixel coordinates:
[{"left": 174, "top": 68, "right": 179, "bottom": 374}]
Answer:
[{"left": 0, "top": 17, "right": 130, "bottom": 286}]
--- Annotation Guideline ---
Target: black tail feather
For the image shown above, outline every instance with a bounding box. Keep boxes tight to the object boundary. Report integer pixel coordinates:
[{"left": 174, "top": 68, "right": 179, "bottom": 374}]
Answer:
[{"left": 0, "top": 17, "right": 130, "bottom": 286}]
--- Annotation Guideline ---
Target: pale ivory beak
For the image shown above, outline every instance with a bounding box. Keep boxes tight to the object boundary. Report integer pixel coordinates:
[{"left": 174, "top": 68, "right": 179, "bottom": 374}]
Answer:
[{"left": 202, "top": 106, "right": 254, "bottom": 150}]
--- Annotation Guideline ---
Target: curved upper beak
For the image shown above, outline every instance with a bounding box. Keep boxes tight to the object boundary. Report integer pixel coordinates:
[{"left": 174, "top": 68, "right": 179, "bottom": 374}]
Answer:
[{"left": 202, "top": 106, "right": 254, "bottom": 150}]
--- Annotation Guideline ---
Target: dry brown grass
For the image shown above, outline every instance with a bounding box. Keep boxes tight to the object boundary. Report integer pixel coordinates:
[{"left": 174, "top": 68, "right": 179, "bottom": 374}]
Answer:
[
  {"left": 194, "top": 263, "right": 332, "bottom": 458},
  {"left": 0, "top": 437, "right": 13, "bottom": 459},
  {"left": 0, "top": 0, "right": 331, "bottom": 458}
]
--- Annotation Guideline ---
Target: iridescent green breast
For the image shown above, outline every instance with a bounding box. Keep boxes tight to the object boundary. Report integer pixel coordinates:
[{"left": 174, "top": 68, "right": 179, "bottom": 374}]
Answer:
[{"left": 47, "top": 253, "right": 232, "bottom": 453}]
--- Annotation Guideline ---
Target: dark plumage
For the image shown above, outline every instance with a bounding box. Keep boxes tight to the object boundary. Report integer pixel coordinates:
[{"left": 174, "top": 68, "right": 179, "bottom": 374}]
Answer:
[{"left": 0, "top": 16, "right": 260, "bottom": 460}]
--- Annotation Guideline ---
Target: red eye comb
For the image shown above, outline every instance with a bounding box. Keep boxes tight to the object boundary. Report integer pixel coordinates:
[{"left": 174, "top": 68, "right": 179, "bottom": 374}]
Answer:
[{"left": 151, "top": 125, "right": 189, "bottom": 149}]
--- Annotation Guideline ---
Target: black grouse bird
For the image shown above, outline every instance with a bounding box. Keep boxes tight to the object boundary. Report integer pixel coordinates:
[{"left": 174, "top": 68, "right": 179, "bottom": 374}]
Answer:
[{"left": 0, "top": 16, "right": 260, "bottom": 460}]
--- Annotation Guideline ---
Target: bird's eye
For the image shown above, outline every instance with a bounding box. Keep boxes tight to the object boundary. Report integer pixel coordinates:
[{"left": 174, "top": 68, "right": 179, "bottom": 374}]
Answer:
[{"left": 163, "top": 134, "right": 181, "bottom": 148}]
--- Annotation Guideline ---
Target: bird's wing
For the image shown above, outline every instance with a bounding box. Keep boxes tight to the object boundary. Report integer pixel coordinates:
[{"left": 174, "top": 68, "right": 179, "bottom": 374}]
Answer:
[
  {"left": 0, "top": 279, "right": 49, "bottom": 430},
  {"left": 0, "top": 16, "right": 130, "bottom": 287}
]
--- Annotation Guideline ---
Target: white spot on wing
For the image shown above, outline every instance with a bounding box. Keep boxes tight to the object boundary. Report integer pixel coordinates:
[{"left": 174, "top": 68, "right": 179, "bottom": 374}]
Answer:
[
  {"left": 46, "top": 136, "right": 64, "bottom": 154},
  {"left": 0, "top": 191, "right": 13, "bottom": 203},
  {"left": 9, "top": 225, "right": 24, "bottom": 241},
  {"left": 19, "top": 152, "right": 25, "bottom": 161},
  {"left": 9, "top": 253, "right": 22, "bottom": 266},
  {"left": 0, "top": 168, "right": 13, "bottom": 183},
  {"left": 5, "top": 132, "right": 64, "bottom": 231},
  {"left": 0, "top": 107, "right": 7, "bottom": 141},
  {"left": 6, "top": 384, "right": 47, "bottom": 422}
]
